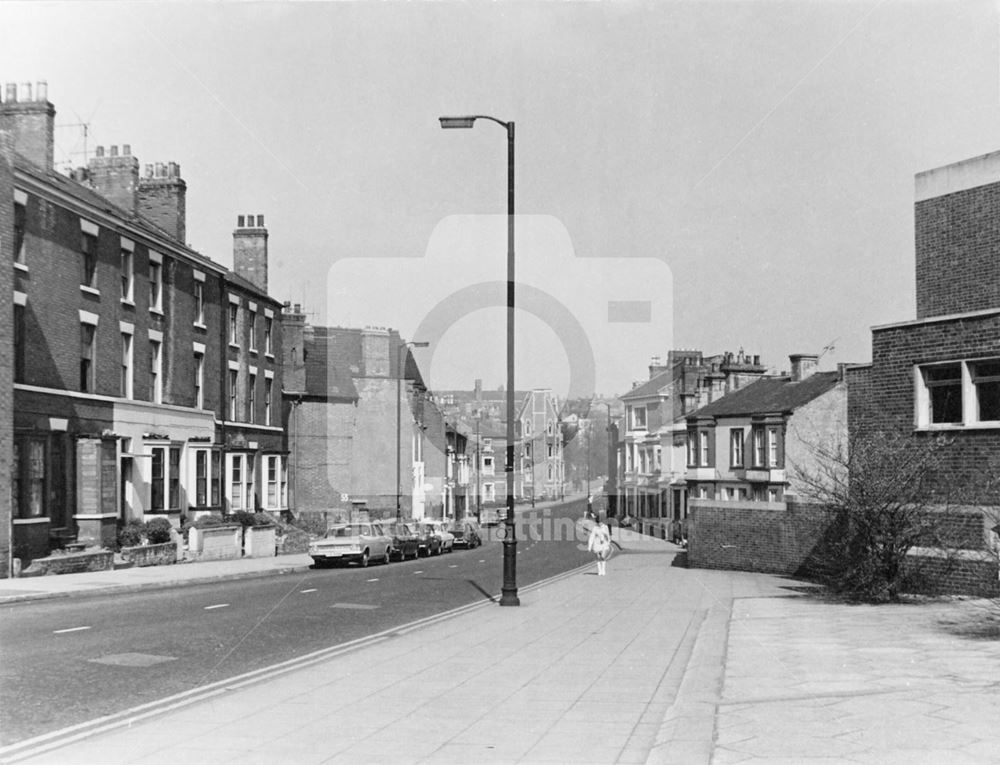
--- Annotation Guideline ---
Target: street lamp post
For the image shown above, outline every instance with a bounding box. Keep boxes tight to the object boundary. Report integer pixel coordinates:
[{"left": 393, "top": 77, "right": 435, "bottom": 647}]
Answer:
[
  {"left": 397, "top": 340, "right": 429, "bottom": 523},
  {"left": 475, "top": 412, "right": 482, "bottom": 524},
  {"left": 440, "top": 114, "right": 519, "bottom": 606}
]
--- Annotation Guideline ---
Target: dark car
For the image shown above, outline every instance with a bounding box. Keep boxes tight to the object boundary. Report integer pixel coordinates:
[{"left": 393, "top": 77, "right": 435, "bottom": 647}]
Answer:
[
  {"left": 386, "top": 522, "right": 420, "bottom": 561},
  {"left": 448, "top": 520, "right": 483, "bottom": 549},
  {"left": 413, "top": 523, "right": 443, "bottom": 557}
]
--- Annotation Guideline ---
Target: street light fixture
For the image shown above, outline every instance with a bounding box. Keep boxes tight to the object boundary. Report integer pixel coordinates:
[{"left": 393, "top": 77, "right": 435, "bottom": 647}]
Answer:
[
  {"left": 397, "top": 340, "right": 429, "bottom": 523},
  {"left": 440, "top": 113, "right": 519, "bottom": 607}
]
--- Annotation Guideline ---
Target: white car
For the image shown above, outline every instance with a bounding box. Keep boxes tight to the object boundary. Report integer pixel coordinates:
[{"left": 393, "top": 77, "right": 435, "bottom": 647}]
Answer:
[
  {"left": 422, "top": 520, "right": 455, "bottom": 553},
  {"left": 309, "top": 523, "right": 393, "bottom": 568}
]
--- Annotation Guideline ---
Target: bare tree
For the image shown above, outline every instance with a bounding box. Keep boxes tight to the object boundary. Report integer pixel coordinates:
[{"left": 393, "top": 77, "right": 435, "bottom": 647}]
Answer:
[{"left": 794, "top": 428, "right": 967, "bottom": 603}]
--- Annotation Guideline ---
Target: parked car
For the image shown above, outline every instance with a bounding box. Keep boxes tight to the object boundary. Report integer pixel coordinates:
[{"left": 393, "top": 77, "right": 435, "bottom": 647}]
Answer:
[
  {"left": 449, "top": 520, "right": 483, "bottom": 549},
  {"left": 386, "top": 522, "right": 420, "bottom": 561},
  {"left": 413, "top": 523, "right": 443, "bottom": 557},
  {"left": 422, "top": 520, "right": 455, "bottom": 553},
  {"left": 309, "top": 523, "right": 392, "bottom": 568}
]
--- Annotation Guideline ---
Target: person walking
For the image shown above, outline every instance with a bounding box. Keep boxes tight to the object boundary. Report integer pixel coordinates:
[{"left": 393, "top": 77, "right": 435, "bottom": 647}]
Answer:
[{"left": 587, "top": 514, "right": 612, "bottom": 576}]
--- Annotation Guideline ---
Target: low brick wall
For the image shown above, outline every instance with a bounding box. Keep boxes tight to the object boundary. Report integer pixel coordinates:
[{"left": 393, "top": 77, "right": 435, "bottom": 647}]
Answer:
[
  {"left": 120, "top": 542, "right": 177, "bottom": 568},
  {"left": 188, "top": 525, "right": 241, "bottom": 561},
  {"left": 688, "top": 501, "right": 999, "bottom": 596},
  {"left": 20, "top": 550, "right": 115, "bottom": 576}
]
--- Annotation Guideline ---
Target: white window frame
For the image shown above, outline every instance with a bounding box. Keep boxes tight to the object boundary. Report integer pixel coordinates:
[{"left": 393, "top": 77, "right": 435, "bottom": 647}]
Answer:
[
  {"left": 149, "top": 251, "right": 163, "bottom": 313},
  {"left": 264, "top": 372, "right": 274, "bottom": 426},
  {"left": 264, "top": 312, "right": 273, "bottom": 356},
  {"left": 699, "top": 430, "right": 709, "bottom": 467},
  {"left": 226, "top": 452, "right": 254, "bottom": 512},
  {"left": 767, "top": 428, "right": 779, "bottom": 468},
  {"left": 149, "top": 337, "right": 162, "bottom": 404},
  {"left": 248, "top": 304, "right": 258, "bottom": 353},
  {"left": 120, "top": 324, "right": 134, "bottom": 399},
  {"left": 229, "top": 366, "right": 239, "bottom": 421},
  {"left": 192, "top": 447, "right": 222, "bottom": 508},
  {"left": 248, "top": 370, "right": 257, "bottom": 423},
  {"left": 730, "top": 428, "right": 744, "bottom": 467},
  {"left": 228, "top": 295, "right": 240, "bottom": 347},
  {"left": 120, "top": 237, "right": 134, "bottom": 303},
  {"left": 263, "top": 454, "right": 287, "bottom": 510},
  {"left": 193, "top": 346, "right": 205, "bottom": 409},
  {"left": 631, "top": 406, "right": 647, "bottom": 431},
  {"left": 915, "top": 359, "right": 1000, "bottom": 430}
]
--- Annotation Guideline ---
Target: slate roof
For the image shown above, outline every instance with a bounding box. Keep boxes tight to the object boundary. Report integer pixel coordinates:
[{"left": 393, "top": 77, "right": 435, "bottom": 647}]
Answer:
[
  {"left": 620, "top": 371, "right": 673, "bottom": 401},
  {"left": 688, "top": 371, "right": 840, "bottom": 418}
]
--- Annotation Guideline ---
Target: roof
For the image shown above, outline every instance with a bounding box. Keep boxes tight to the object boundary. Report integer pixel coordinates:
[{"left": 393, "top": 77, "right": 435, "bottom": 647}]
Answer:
[
  {"left": 621, "top": 371, "right": 673, "bottom": 401},
  {"left": 687, "top": 372, "right": 841, "bottom": 419}
]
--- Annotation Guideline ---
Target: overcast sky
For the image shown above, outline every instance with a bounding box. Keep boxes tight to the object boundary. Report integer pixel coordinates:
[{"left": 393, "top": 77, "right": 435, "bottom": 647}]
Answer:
[{"left": 2, "top": 1, "right": 997, "bottom": 397}]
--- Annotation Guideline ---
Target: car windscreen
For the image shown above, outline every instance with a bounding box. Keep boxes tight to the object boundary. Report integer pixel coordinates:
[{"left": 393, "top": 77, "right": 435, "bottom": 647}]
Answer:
[{"left": 327, "top": 526, "right": 363, "bottom": 538}]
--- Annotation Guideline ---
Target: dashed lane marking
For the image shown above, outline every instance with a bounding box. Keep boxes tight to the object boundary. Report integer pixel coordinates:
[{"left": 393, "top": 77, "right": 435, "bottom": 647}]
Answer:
[
  {"left": 330, "top": 603, "right": 379, "bottom": 610},
  {"left": 53, "top": 626, "right": 91, "bottom": 635},
  {"left": 448, "top": 565, "right": 458, "bottom": 568},
  {"left": 203, "top": 604, "right": 229, "bottom": 610},
  {"left": 366, "top": 578, "right": 379, "bottom": 582},
  {"left": 300, "top": 589, "right": 317, "bottom": 594},
  {"left": 414, "top": 571, "right": 423, "bottom": 574}
]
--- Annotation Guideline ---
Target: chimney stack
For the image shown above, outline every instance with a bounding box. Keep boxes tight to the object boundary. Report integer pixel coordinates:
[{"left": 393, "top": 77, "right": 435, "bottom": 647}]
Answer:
[
  {"left": 789, "top": 353, "right": 819, "bottom": 382},
  {"left": 0, "top": 80, "right": 55, "bottom": 172},
  {"left": 138, "top": 160, "right": 187, "bottom": 243},
  {"left": 233, "top": 214, "right": 268, "bottom": 293},
  {"left": 88, "top": 144, "right": 140, "bottom": 214}
]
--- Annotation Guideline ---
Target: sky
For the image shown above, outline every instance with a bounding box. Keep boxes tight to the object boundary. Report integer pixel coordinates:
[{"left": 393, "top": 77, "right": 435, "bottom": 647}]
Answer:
[{"left": 2, "top": 1, "right": 998, "bottom": 398}]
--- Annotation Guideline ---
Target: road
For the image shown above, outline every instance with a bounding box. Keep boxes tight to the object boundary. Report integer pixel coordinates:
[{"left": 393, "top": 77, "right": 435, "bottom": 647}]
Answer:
[{"left": 0, "top": 501, "right": 594, "bottom": 745}]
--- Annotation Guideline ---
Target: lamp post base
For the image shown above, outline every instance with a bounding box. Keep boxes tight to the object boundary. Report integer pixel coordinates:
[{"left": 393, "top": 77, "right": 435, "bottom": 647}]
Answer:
[{"left": 499, "top": 537, "right": 519, "bottom": 606}]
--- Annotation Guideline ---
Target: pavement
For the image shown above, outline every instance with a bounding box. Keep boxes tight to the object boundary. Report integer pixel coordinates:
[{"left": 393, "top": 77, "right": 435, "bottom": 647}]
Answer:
[{"left": 2, "top": 529, "right": 1000, "bottom": 764}]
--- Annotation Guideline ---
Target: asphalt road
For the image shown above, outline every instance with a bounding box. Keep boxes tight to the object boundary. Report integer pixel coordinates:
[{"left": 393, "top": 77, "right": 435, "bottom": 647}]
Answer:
[{"left": 0, "top": 503, "right": 595, "bottom": 745}]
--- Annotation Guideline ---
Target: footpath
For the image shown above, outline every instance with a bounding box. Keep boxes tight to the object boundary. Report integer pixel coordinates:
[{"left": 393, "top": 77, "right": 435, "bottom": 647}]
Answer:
[{"left": 2, "top": 529, "right": 999, "bottom": 764}]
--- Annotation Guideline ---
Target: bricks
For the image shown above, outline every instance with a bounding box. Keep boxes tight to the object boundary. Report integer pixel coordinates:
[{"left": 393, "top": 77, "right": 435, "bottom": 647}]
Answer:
[{"left": 0, "top": 141, "right": 14, "bottom": 576}]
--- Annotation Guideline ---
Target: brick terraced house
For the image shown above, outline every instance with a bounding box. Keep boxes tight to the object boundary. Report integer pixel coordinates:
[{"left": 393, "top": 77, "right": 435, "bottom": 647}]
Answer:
[
  {"left": 685, "top": 355, "right": 847, "bottom": 506},
  {"left": 2, "top": 82, "right": 286, "bottom": 574}
]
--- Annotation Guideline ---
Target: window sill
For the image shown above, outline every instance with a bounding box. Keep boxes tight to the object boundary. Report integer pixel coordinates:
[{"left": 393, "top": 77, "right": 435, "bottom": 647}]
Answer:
[
  {"left": 150, "top": 307, "right": 164, "bottom": 318},
  {"left": 80, "top": 285, "right": 100, "bottom": 297},
  {"left": 121, "top": 298, "right": 135, "bottom": 308},
  {"left": 915, "top": 422, "right": 1000, "bottom": 432},
  {"left": 249, "top": 348, "right": 258, "bottom": 356},
  {"left": 265, "top": 353, "right": 275, "bottom": 361},
  {"left": 14, "top": 262, "right": 28, "bottom": 273},
  {"left": 193, "top": 322, "right": 207, "bottom": 331}
]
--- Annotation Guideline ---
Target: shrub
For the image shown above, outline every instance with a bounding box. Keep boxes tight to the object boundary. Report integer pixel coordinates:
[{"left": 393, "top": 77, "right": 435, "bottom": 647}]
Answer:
[
  {"left": 144, "top": 517, "right": 174, "bottom": 545},
  {"left": 192, "top": 515, "right": 226, "bottom": 529},
  {"left": 289, "top": 513, "right": 329, "bottom": 537},
  {"left": 231, "top": 510, "right": 274, "bottom": 528},
  {"left": 117, "top": 519, "right": 145, "bottom": 549}
]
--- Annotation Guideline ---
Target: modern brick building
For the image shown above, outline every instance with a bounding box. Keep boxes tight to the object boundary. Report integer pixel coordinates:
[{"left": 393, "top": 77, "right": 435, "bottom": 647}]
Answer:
[
  {"left": 848, "top": 149, "right": 1000, "bottom": 507},
  {"left": 2, "top": 82, "right": 286, "bottom": 574}
]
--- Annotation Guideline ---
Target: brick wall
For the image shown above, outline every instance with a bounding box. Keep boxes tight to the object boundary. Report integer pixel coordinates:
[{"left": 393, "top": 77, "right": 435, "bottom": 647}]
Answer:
[
  {"left": 915, "top": 182, "right": 1000, "bottom": 319},
  {"left": 0, "top": 136, "right": 13, "bottom": 576},
  {"left": 852, "top": 314, "right": 1000, "bottom": 503},
  {"left": 688, "top": 501, "right": 999, "bottom": 596}
]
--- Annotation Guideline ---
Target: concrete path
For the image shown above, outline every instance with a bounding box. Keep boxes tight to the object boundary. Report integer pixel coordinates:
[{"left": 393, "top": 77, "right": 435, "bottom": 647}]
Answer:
[{"left": 3, "top": 528, "right": 999, "bottom": 764}]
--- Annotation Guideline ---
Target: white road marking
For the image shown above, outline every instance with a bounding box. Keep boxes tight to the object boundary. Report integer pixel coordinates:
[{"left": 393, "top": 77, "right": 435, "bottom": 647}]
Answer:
[
  {"left": 300, "top": 588, "right": 317, "bottom": 594},
  {"left": 366, "top": 578, "right": 379, "bottom": 582},
  {"left": 330, "top": 603, "right": 379, "bottom": 610},
  {"left": 449, "top": 565, "right": 458, "bottom": 568},
  {"left": 203, "top": 604, "right": 229, "bottom": 610},
  {"left": 53, "top": 626, "right": 91, "bottom": 634},
  {"left": 414, "top": 571, "right": 423, "bottom": 574},
  {"left": 478, "top": 560, "right": 485, "bottom": 563}
]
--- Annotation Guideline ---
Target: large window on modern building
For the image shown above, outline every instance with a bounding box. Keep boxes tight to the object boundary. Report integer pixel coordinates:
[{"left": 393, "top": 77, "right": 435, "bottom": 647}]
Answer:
[
  {"left": 923, "top": 364, "right": 962, "bottom": 425},
  {"left": 729, "top": 428, "right": 744, "bottom": 467},
  {"left": 80, "top": 323, "right": 96, "bottom": 392},
  {"left": 972, "top": 360, "right": 1000, "bottom": 422},
  {"left": 81, "top": 231, "right": 98, "bottom": 288}
]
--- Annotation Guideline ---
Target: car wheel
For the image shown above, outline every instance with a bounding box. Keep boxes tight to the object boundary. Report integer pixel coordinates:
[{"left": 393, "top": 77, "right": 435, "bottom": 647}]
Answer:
[
  {"left": 383, "top": 547, "right": 391, "bottom": 565},
  {"left": 360, "top": 549, "right": 370, "bottom": 568}
]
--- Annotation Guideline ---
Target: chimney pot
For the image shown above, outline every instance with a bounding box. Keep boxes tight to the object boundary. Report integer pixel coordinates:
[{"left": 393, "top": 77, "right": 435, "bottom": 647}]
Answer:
[
  {"left": 238, "top": 215, "right": 245, "bottom": 227},
  {"left": 256, "top": 214, "right": 264, "bottom": 227},
  {"left": 168, "top": 161, "right": 179, "bottom": 177},
  {"left": 36, "top": 81, "right": 47, "bottom": 101},
  {"left": 110, "top": 145, "right": 118, "bottom": 157},
  {"left": 19, "top": 83, "right": 31, "bottom": 102},
  {"left": 294, "top": 303, "right": 301, "bottom": 313},
  {"left": 4, "top": 83, "right": 16, "bottom": 102},
  {"left": 123, "top": 144, "right": 131, "bottom": 156},
  {"left": 96, "top": 146, "right": 105, "bottom": 158}
]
